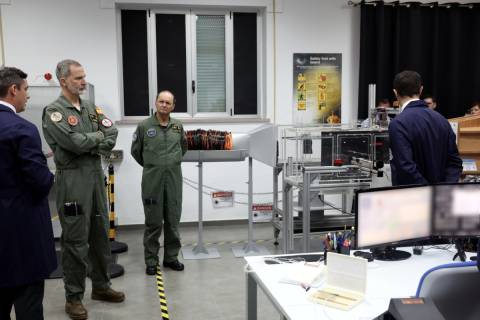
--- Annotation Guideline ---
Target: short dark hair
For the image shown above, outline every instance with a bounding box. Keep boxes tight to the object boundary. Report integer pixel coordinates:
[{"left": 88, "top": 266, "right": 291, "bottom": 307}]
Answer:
[
  {"left": 393, "top": 70, "right": 422, "bottom": 98},
  {"left": 422, "top": 94, "right": 436, "bottom": 103},
  {"left": 378, "top": 98, "right": 390, "bottom": 105},
  {"left": 0, "top": 67, "right": 27, "bottom": 98}
]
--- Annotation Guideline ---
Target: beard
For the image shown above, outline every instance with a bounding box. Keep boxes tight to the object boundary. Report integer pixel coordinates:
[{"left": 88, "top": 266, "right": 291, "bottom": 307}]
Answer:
[{"left": 66, "top": 83, "right": 85, "bottom": 96}]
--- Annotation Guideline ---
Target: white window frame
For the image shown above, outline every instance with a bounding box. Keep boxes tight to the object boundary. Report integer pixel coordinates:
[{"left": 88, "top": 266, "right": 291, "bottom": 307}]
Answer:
[{"left": 118, "top": 5, "right": 264, "bottom": 120}]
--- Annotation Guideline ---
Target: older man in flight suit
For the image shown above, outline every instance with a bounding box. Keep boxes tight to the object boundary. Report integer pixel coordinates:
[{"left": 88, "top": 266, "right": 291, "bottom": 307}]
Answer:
[
  {"left": 131, "top": 90, "right": 187, "bottom": 275},
  {"left": 42, "top": 59, "right": 124, "bottom": 320}
]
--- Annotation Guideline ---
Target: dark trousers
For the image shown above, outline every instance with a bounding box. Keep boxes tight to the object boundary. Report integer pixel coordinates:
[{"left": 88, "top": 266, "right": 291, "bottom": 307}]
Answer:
[{"left": 0, "top": 281, "right": 45, "bottom": 320}]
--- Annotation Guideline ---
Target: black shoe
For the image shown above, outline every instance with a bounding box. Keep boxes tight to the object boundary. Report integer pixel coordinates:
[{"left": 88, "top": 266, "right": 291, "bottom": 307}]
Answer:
[
  {"left": 163, "top": 260, "right": 184, "bottom": 271},
  {"left": 146, "top": 265, "right": 157, "bottom": 275}
]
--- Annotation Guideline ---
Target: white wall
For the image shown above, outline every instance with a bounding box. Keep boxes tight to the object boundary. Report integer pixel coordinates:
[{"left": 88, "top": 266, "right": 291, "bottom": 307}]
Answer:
[
  {"left": 275, "top": 0, "right": 360, "bottom": 124},
  {"left": 1, "top": 0, "right": 361, "bottom": 224}
]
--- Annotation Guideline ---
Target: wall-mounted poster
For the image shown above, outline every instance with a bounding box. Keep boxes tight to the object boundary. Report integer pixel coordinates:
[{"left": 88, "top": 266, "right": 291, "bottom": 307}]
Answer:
[{"left": 293, "top": 53, "right": 342, "bottom": 124}]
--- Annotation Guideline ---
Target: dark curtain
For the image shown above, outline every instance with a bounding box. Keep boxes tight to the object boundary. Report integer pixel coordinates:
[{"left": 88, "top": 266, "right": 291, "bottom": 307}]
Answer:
[{"left": 358, "top": 1, "right": 480, "bottom": 119}]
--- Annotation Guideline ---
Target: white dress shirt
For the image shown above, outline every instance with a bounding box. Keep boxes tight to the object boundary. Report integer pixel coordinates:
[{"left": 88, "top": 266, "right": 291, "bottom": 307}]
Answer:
[
  {"left": 0, "top": 100, "right": 16, "bottom": 113},
  {"left": 400, "top": 98, "right": 420, "bottom": 112}
]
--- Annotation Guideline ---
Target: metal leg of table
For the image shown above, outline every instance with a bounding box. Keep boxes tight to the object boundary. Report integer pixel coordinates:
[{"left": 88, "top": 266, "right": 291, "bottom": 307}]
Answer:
[
  {"left": 246, "top": 265, "right": 288, "bottom": 320},
  {"left": 246, "top": 269, "right": 258, "bottom": 320},
  {"left": 233, "top": 157, "right": 270, "bottom": 257},
  {"left": 282, "top": 183, "right": 293, "bottom": 254},
  {"left": 182, "top": 161, "right": 220, "bottom": 259},
  {"left": 302, "top": 171, "right": 311, "bottom": 252}
]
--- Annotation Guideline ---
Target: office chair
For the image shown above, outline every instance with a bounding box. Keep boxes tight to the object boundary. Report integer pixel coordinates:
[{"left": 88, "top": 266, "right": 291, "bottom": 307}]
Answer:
[{"left": 416, "top": 261, "right": 480, "bottom": 320}]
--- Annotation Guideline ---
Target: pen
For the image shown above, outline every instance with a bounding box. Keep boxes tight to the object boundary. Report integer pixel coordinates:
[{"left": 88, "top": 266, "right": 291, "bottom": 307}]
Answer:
[{"left": 301, "top": 283, "right": 311, "bottom": 291}]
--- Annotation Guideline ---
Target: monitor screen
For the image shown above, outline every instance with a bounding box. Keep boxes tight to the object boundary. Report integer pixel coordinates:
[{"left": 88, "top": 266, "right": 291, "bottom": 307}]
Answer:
[
  {"left": 356, "top": 186, "right": 432, "bottom": 249},
  {"left": 433, "top": 183, "right": 480, "bottom": 236}
]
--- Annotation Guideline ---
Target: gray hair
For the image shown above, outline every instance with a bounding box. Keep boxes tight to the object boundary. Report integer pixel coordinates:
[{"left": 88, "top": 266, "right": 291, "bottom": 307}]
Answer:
[{"left": 55, "top": 59, "right": 82, "bottom": 82}]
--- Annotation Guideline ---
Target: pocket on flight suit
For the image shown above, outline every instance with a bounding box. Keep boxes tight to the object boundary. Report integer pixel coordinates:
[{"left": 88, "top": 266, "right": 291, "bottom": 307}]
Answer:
[
  {"left": 143, "top": 198, "right": 161, "bottom": 226},
  {"left": 62, "top": 202, "right": 87, "bottom": 243}
]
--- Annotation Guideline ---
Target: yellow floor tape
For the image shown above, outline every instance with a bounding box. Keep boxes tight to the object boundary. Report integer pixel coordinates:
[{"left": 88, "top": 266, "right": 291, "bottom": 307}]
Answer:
[{"left": 156, "top": 266, "right": 170, "bottom": 320}]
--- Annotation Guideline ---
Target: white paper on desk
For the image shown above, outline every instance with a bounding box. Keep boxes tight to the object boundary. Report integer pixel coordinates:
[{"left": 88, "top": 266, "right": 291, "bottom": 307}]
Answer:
[
  {"left": 279, "top": 263, "right": 326, "bottom": 287},
  {"left": 309, "top": 253, "right": 367, "bottom": 310}
]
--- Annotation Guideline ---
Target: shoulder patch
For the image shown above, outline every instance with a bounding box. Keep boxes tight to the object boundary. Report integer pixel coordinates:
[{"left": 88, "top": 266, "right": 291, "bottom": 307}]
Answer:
[
  {"left": 146, "top": 128, "right": 157, "bottom": 137},
  {"left": 101, "top": 118, "right": 113, "bottom": 128},
  {"left": 95, "top": 107, "right": 104, "bottom": 115},
  {"left": 67, "top": 115, "right": 78, "bottom": 126},
  {"left": 50, "top": 112, "right": 62, "bottom": 122}
]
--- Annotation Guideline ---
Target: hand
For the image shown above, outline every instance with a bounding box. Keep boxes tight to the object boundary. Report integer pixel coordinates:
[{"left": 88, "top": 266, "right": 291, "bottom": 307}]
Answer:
[{"left": 96, "top": 131, "right": 105, "bottom": 140}]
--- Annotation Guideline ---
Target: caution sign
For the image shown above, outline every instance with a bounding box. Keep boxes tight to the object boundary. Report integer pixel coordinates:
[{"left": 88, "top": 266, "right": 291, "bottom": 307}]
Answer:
[
  {"left": 252, "top": 204, "right": 273, "bottom": 222},
  {"left": 211, "top": 191, "right": 234, "bottom": 208}
]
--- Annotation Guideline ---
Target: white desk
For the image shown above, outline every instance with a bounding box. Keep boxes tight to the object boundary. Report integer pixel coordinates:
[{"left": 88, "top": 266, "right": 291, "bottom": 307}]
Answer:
[{"left": 245, "top": 248, "right": 472, "bottom": 320}]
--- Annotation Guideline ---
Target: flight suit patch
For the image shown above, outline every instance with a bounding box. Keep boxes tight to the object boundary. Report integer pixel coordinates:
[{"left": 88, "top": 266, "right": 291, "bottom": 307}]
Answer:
[
  {"left": 172, "top": 124, "right": 181, "bottom": 132},
  {"left": 101, "top": 118, "right": 113, "bottom": 128},
  {"left": 68, "top": 115, "right": 78, "bottom": 126},
  {"left": 146, "top": 128, "right": 157, "bottom": 137},
  {"left": 50, "top": 112, "right": 62, "bottom": 122}
]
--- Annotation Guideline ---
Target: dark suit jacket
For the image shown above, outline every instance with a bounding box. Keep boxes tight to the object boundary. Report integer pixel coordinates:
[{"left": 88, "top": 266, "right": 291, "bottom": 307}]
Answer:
[
  {"left": 388, "top": 100, "right": 463, "bottom": 186},
  {"left": 0, "top": 103, "right": 56, "bottom": 287}
]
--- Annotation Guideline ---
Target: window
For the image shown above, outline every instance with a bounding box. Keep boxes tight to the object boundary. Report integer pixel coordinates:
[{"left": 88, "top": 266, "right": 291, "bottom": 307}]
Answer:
[{"left": 120, "top": 9, "right": 260, "bottom": 118}]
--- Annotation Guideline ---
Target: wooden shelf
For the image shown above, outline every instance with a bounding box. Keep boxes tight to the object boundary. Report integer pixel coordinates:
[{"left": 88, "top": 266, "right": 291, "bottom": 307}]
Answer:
[{"left": 459, "top": 127, "right": 480, "bottom": 134}]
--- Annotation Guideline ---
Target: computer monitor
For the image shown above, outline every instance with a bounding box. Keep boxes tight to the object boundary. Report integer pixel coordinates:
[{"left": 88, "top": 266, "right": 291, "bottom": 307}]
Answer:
[
  {"left": 432, "top": 182, "right": 480, "bottom": 237},
  {"left": 355, "top": 185, "right": 433, "bottom": 261}
]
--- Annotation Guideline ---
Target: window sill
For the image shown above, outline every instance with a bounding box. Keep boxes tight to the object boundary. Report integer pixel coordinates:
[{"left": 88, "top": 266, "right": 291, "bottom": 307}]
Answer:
[{"left": 116, "top": 117, "right": 271, "bottom": 125}]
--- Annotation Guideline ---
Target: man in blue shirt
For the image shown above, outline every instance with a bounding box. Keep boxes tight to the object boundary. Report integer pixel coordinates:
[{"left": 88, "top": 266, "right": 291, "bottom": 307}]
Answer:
[{"left": 389, "top": 70, "right": 462, "bottom": 186}]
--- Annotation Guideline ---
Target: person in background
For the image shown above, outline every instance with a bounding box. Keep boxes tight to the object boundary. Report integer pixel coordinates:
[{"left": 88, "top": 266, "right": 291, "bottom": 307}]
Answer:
[
  {"left": 131, "top": 90, "right": 187, "bottom": 275},
  {"left": 467, "top": 102, "right": 480, "bottom": 116},
  {"left": 388, "top": 70, "right": 462, "bottom": 186},
  {"left": 361, "top": 98, "right": 391, "bottom": 128},
  {"left": 0, "top": 67, "right": 56, "bottom": 320},
  {"left": 42, "top": 59, "right": 124, "bottom": 320},
  {"left": 423, "top": 94, "right": 437, "bottom": 110},
  {"left": 377, "top": 98, "right": 391, "bottom": 109}
]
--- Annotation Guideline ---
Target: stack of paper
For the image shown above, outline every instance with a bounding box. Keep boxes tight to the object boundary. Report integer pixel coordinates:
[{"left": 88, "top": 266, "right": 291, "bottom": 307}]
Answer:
[{"left": 279, "top": 263, "right": 326, "bottom": 288}]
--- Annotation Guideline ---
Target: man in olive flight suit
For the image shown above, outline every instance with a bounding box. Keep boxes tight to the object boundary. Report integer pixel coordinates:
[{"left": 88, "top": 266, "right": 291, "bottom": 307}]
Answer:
[
  {"left": 131, "top": 90, "right": 187, "bottom": 275},
  {"left": 42, "top": 59, "right": 125, "bottom": 320}
]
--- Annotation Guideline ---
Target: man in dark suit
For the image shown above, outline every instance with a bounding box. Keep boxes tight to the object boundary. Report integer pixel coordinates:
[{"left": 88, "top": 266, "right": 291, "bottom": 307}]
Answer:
[
  {"left": 0, "top": 67, "right": 57, "bottom": 319},
  {"left": 389, "top": 70, "right": 463, "bottom": 186}
]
